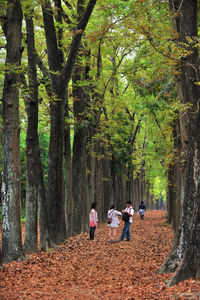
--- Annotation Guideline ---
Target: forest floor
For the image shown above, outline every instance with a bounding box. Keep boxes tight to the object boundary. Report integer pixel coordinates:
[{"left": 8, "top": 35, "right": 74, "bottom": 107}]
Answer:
[{"left": 0, "top": 210, "right": 200, "bottom": 300}]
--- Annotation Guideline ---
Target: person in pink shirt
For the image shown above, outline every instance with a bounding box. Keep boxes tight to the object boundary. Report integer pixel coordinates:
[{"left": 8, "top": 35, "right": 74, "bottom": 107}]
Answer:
[{"left": 89, "top": 202, "right": 98, "bottom": 240}]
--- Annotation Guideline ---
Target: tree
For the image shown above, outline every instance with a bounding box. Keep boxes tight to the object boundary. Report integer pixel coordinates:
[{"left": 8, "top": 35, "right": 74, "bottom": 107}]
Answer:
[
  {"left": 159, "top": 0, "right": 200, "bottom": 285},
  {"left": 64, "top": 103, "right": 74, "bottom": 238},
  {"left": 23, "top": 9, "right": 40, "bottom": 253},
  {"left": 41, "top": 0, "right": 97, "bottom": 243},
  {"left": 72, "top": 54, "right": 89, "bottom": 233},
  {"left": 1, "top": 0, "right": 24, "bottom": 262}
]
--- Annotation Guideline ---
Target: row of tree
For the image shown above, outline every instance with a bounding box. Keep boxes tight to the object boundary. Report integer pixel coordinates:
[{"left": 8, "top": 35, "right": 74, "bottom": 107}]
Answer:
[{"left": 0, "top": 0, "right": 199, "bottom": 286}]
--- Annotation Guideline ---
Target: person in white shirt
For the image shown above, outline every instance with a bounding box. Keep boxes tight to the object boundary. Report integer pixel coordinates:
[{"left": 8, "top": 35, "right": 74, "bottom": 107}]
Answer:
[
  {"left": 107, "top": 204, "right": 122, "bottom": 242},
  {"left": 120, "top": 201, "right": 134, "bottom": 241}
]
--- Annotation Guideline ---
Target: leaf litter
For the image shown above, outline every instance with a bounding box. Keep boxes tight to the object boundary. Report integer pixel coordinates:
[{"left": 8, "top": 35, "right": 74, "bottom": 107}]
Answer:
[{"left": 0, "top": 211, "right": 199, "bottom": 299}]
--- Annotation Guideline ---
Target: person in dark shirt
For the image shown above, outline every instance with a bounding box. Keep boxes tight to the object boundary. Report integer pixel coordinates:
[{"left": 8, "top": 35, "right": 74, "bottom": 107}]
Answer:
[{"left": 138, "top": 201, "right": 146, "bottom": 219}]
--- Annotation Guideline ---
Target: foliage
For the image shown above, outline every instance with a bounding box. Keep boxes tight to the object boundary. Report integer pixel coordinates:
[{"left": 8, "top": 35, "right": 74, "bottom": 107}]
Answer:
[
  {"left": 80, "top": 0, "right": 181, "bottom": 200},
  {"left": 0, "top": 0, "right": 190, "bottom": 205}
]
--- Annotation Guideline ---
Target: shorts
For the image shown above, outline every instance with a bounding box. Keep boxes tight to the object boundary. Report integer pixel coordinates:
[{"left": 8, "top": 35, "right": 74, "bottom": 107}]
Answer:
[{"left": 109, "top": 224, "right": 119, "bottom": 229}]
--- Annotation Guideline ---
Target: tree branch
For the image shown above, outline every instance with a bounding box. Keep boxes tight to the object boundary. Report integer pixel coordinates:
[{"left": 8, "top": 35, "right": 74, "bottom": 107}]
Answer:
[
  {"left": 35, "top": 52, "right": 52, "bottom": 97},
  {"left": 62, "top": 0, "right": 97, "bottom": 85}
]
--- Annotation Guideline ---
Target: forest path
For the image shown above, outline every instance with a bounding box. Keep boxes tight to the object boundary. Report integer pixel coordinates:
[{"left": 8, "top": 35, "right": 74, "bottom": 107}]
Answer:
[{"left": 0, "top": 211, "right": 200, "bottom": 300}]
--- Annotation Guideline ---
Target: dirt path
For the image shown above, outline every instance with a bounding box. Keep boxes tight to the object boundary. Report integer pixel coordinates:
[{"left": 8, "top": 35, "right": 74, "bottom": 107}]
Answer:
[{"left": 0, "top": 211, "right": 199, "bottom": 299}]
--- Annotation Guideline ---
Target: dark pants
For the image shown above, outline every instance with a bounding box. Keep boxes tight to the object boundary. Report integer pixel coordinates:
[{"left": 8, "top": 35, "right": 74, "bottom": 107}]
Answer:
[
  {"left": 120, "top": 221, "right": 131, "bottom": 241},
  {"left": 90, "top": 226, "right": 96, "bottom": 240}
]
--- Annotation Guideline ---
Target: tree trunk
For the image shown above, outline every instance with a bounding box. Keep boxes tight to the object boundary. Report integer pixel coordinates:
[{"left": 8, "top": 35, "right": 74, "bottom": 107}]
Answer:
[
  {"left": 94, "top": 145, "right": 104, "bottom": 223},
  {"left": 42, "top": 0, "right": 66, "bottom": 245},
  {"left": 159, "top": 0, "right": 200, "bottom": 285},
  {"left": 167, "top": 164, "right": 175, "bottom": 225},
  {"left": 38, "top": 156, "right": 50, "bottom": 250},
  {"left": 1, "top": 0, "right": 23, "bottom": 262},
  {"left": 112, "top": 162, "right": 126, "bottom": 212},
  {"left": 0, "top": 249, "right": 2, "bottom": 268},
  {"left": 87, "top": 151, "right": 95, "bottom": 205},
  {"left": 127, "top": 168, "right": 134, "bottom": 204},
  {"left": 41, "top": 0, "right": 97, "bottom": 242},
  {"left": 64, "top": 102, "right": 74, "bottom": 238},
  {"left": 171, "top": 120, "right": 184, "bottom": 231},
  {"left": 46, "top": 86, "right": 66, "bottom": 244},
  {"left": 23, "top": 14, "right": 39, "bottom": 253},
  {"left": 72, "top": 62, "right": 88, "bottom": 233},
  {"left": 102, "top": 152, "right": 113, "bottom": 219},
  {"left": 86, "top": 118, "right": 98, "bottom": 214}
]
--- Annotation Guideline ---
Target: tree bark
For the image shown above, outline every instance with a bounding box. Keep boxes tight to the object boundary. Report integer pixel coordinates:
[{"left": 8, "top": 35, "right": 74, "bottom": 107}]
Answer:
[{"left": 1, "top": 0, "right": 23, "bottom": 262}]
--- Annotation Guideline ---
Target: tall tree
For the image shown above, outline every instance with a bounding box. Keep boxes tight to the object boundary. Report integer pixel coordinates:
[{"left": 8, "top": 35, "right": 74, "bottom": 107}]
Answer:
[
  {"left": 72, "top": 60, "right": 89, "bottom": 233},
  {"left": 1, "top": 0, "right": 23, "bottom": 262},
  {"left": 41, "top": 0, "right": 66, "bottom": 244},
  {"left": 23, "top": 10, "right": 40, "bottom": 253},
  {"left": 72, "top": 0, "right": 88, "bottom": 234},
  {"left": 41, "top": 0, "right": 97, "bottom": 243},
  {"left": 64, "top": 102, "right": 74, "bottom": 237},
  {"left": 159, "top": 0, "right": 200, "bottom": 285}
]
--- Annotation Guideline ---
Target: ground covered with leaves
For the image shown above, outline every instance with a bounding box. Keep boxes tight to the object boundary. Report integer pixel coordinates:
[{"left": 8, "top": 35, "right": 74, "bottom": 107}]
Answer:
[{"left": 0, "top": 211, "right": 200, "bottom": 299}]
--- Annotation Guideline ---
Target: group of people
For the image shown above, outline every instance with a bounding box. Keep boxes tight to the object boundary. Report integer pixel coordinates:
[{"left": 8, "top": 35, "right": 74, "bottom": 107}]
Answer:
[{"left": 89, "top": 200, "right": 146, "bottom": 242}]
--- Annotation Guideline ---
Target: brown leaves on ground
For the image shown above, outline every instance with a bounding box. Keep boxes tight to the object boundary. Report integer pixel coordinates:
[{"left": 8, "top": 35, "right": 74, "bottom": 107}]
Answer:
[{"left": 0, "top": 211, "right": 200, "bottom": 299}]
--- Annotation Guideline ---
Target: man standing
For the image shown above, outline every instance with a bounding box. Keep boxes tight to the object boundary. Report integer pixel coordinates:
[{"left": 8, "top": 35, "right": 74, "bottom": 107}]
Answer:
[{"left": 120, "top": 201, "right": 134, "bottom": 241}]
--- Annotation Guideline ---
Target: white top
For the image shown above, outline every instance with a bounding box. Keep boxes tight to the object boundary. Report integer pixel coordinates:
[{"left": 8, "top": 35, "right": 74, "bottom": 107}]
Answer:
[
  {"left": 124, "top": 206, "right": 134, "bottom": 223},
  {"left": 107, "top": 209, "right": 122, "bottom": 227}
]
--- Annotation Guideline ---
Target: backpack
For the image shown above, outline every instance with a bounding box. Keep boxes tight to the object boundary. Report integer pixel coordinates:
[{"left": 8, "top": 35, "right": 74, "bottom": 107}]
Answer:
[
  {"left": 139, "top": 203, "right": 145, "bottom": 210},
  {"left": 122, "top": 212, "right": 129, "bottom": 222},
  {"left": 107, "top": 209, "right": 114, "bottom": 224}
]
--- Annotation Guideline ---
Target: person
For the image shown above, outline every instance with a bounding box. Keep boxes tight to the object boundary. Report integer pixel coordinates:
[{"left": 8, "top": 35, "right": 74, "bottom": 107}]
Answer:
[
  {"left": 107, "top": 204, "right": 122, "bottom": 243},
  {"left": 120, "top": 201, "right": 134, "bottom": 241},
  {"left": 138, "top": 201, "right": 146, "bottom": 220},
  {"left": 89, "top": 202, "right": 98, "bottom": 240}
]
